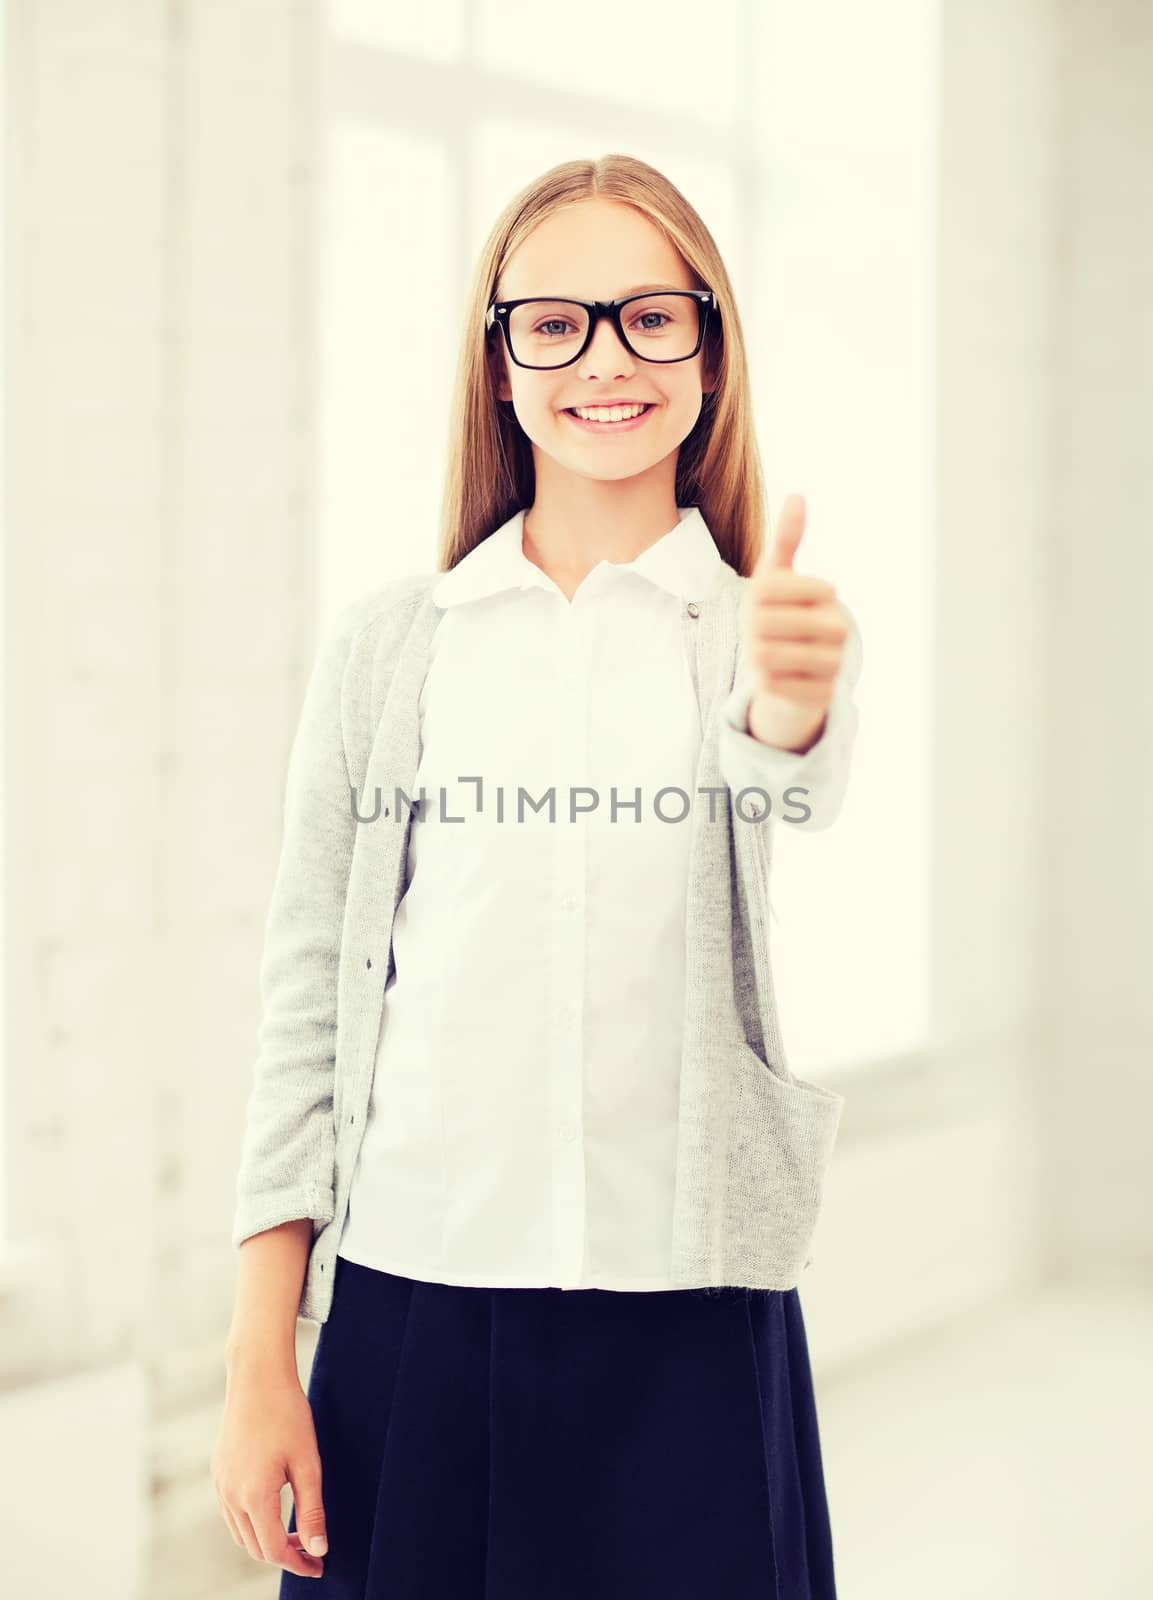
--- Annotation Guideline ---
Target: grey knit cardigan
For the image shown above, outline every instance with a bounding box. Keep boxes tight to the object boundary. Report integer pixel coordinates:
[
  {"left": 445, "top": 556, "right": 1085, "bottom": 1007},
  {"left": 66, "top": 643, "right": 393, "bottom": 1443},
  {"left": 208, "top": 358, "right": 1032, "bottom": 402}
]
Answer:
[{"left": 232, "top": 559, "right": 862, "bottom": 1324}]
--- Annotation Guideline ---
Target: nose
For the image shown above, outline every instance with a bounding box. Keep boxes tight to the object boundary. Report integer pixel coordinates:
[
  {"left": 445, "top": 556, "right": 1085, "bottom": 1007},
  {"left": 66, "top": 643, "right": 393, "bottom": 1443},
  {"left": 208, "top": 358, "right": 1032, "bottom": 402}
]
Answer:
[{"left": 576, "top": 312, "right": 637, "bottom": 380}]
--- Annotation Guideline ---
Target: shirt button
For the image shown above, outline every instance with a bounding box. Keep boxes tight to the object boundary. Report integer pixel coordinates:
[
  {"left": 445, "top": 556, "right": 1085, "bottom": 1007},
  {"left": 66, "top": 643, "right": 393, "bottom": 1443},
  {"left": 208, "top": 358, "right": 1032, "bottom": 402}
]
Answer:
[
  {"left": 560, "top": 893, "right": 577, "bottom": 911},
  {"left": 560, "top": 1123, "right": 579, "bottom": 1143}
]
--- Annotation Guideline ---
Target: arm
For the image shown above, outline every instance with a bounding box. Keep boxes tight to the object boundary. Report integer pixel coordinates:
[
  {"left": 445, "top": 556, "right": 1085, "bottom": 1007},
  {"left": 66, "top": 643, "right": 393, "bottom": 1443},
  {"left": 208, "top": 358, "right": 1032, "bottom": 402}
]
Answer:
[
  {"left": 216, "top": 1220, "right": 332, "bottom": 1577},
  {"left": 225, "top": 1220, "right": 312, "bottom": 1378},
  {"left": 230, "top": 604, "right": 364, "bottom": 1270}
]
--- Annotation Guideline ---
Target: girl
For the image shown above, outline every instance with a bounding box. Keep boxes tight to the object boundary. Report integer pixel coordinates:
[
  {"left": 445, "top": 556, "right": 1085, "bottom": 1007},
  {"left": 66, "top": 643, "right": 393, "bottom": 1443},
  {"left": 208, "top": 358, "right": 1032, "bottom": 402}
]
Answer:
[{"left": 214, "top": 153, "right": 862, "bottom": 1599}]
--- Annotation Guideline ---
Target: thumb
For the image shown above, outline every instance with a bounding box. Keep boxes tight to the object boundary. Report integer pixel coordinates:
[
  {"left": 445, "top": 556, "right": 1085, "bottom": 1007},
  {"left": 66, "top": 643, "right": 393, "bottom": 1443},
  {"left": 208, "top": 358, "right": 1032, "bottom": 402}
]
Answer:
[
  {"left": 766, "top": 492, "right": 806, "bottom": 570},
  {"left": 291, "top": 1462, "right": 328, "bottom": 1557}
]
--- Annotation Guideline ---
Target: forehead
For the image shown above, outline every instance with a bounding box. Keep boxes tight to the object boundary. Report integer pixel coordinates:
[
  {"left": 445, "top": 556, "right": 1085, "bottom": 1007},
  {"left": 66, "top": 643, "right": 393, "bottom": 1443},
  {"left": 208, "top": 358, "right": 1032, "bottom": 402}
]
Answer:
[{"left": 497, "top": 198, "right": 693, "bottom": 300}]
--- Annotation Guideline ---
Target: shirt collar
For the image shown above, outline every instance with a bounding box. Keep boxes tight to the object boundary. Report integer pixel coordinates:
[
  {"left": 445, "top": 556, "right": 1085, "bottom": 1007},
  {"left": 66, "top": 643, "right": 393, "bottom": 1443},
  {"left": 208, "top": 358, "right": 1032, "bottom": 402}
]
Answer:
[{"left": 431, "top": 504, "right": 724, "bottom": 610}]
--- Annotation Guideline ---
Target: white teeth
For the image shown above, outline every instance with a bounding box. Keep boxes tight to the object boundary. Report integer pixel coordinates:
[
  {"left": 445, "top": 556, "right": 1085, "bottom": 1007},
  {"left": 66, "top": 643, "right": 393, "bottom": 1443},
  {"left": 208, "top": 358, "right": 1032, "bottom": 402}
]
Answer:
[{"left": 571, "top": 403, "right": 648, "bottom": 422}]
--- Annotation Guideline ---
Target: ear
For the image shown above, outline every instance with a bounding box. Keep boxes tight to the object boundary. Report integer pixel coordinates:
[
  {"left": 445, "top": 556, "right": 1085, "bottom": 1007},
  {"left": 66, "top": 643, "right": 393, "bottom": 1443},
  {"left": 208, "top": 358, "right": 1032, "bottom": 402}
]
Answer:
[
  {"left": 701, "top": 336, "right": 721, "bottom": 397},
  {"left": 487, "top": 336, "right": 513, "bottom": 405}
]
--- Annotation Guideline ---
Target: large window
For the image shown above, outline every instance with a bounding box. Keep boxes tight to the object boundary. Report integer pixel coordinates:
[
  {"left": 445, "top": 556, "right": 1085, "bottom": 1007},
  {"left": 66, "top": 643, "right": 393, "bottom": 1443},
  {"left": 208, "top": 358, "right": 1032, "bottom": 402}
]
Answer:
[
  {"left": 316, "top": 0, "right": 934, "bottom": 1081},
  {"left": 748, "top": 5, "right": 937, "bottom": 1076}
]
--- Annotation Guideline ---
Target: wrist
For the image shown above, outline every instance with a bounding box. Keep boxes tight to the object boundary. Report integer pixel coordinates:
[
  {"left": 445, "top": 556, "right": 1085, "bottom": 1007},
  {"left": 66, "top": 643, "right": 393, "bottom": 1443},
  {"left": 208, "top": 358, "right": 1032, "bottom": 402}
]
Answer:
[
  {"left": 225, "top": 1338, "right": 300, "bottom": 1387},
  {"left": 746, "top": 690, "right": 827, "bottom": 754}
]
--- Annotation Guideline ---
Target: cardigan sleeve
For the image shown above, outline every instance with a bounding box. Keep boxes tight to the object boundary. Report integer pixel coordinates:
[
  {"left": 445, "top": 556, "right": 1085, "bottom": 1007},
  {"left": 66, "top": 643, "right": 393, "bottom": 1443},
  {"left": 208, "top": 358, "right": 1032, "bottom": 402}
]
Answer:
[
  {"left": 230, "top": 602, "right": 364, "bottom": 1251},
  {"left": 717, "top": 598, "right": 863, "bottom": 833}
]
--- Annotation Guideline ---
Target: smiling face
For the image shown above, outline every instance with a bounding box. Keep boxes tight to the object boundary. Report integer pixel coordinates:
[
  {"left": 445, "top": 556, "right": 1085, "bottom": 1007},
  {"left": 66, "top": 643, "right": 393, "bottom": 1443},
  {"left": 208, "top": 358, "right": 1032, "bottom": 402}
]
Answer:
[{"left": 489, "top": 197, "right": 715, "bottom": 487}]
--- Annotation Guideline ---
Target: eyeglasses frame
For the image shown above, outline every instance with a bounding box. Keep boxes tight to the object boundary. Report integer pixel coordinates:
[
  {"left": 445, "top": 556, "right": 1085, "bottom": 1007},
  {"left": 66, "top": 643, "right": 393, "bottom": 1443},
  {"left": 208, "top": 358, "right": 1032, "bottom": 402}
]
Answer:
[{"left": 485, "top": 289, "right": 718, "bottom": 370}]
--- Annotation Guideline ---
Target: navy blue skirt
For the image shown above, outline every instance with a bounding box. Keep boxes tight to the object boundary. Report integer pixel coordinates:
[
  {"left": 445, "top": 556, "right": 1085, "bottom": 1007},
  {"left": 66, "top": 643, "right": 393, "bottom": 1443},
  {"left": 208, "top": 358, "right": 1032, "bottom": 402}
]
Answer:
[{"left": 281, "top": 1253, "right": 837, "bottom": 1598}]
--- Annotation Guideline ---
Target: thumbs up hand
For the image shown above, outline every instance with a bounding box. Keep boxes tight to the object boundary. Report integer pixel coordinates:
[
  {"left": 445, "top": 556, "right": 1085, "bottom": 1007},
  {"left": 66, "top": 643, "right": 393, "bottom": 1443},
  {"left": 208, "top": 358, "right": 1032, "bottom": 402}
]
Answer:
[{"left": 741, "top": 494, "right": 849, "bottom": 755}]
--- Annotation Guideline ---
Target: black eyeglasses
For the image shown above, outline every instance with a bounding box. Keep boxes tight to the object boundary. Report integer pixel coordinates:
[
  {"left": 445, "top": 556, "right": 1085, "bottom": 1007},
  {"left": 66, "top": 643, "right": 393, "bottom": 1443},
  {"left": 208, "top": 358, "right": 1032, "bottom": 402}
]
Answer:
[{"left": 486, "top": 289, "right": 717, "bottom": 370}]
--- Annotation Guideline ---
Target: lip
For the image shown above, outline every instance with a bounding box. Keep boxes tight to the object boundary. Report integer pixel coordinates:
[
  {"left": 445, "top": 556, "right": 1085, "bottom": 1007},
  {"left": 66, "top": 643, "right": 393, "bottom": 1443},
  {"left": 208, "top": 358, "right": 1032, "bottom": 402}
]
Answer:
[{"left": 561, "top": 403, "right": 657, "bottom": 435}]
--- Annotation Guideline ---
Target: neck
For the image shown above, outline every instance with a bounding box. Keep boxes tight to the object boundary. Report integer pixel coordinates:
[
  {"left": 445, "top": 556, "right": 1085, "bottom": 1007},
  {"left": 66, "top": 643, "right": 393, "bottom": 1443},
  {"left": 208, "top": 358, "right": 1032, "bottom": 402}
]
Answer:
[{"left": 522, "top": 457, "right": 681, "bottom": 583}]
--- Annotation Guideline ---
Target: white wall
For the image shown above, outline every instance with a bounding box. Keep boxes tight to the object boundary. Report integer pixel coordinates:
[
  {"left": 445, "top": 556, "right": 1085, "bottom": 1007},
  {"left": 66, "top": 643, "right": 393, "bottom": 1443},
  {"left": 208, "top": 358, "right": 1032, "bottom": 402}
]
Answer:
[
  {"left": 1040, "top": 0, "right": 1153, "bottom": 1271},
  {"left": 0, "top": 2, "right": 320, "bottom": 1596}
]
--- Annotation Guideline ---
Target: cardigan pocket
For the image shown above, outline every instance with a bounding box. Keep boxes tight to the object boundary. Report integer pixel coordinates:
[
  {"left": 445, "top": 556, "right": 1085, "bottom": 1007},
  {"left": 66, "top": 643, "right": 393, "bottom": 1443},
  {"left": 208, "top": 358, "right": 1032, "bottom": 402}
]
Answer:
[{"left": 723, "top": 1044, "right": 845, "bottom": 1284}]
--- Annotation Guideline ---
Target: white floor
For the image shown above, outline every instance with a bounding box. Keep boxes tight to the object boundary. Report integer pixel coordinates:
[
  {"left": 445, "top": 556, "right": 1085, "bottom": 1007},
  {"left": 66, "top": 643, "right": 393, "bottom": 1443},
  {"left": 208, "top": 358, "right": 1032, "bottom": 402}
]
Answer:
[{"left": 817, "top": 1277, "right": 1153, "bottom": 1598}]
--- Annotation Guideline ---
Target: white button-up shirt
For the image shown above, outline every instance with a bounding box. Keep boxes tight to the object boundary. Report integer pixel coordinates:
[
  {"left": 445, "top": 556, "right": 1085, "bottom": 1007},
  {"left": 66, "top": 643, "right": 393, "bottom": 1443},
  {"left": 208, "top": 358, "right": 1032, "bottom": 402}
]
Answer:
[{"left": 336, "top": 505, "right": 850, "bottom": 1290}]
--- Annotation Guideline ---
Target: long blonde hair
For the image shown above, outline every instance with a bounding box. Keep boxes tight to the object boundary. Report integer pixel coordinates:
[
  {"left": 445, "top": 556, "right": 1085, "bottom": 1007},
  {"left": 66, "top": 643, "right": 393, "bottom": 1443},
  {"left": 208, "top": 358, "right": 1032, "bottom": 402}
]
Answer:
[{"left": 436, "top": 153, "right": 768, "bottom": 578}]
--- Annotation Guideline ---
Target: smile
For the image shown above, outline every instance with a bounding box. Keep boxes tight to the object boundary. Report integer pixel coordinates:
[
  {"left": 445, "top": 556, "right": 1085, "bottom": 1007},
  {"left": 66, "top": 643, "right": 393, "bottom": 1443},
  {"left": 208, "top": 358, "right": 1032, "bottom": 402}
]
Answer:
[{"left": 562, "top": 403, "right": 656, "bottom": 434}]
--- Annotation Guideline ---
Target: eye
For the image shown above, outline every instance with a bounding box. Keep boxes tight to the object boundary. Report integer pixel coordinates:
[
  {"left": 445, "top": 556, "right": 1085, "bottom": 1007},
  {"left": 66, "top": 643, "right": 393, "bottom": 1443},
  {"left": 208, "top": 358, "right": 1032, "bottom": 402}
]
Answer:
[{"left": 631, "top": 310, "right": 671, "bottom": 332}]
